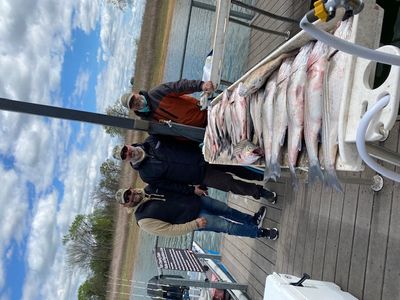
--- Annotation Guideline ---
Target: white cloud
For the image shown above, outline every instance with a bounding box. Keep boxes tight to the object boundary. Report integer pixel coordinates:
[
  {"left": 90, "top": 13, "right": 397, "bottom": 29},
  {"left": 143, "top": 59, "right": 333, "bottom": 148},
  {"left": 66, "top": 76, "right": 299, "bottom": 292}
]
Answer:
[
  {"left": 0, "top": 166, "right": 29, "bottom": 289},
  {"left": 72, "top": 69, "right": 90, "bottom": 99},
  {"left": 27, "top": 194, "right": 58, "bottom": 272},
  {"left": 72, "top": 0, "right": 101, "bottom": 33},
  {"left": 23, "top": 193, "right": 58, "bottom": 300},
  {"left": 0, "top": 0, "right": 146, "bottom": 298}
]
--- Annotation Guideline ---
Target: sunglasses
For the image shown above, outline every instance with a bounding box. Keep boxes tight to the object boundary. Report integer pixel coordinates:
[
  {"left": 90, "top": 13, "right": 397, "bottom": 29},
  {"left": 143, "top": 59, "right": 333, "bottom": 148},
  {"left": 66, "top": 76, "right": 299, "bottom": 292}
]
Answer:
[
  {"left": 120, "top": 146, "right": 128, "bottom": 160},
  {"left": 128, "top": 96, "right": 135, "bottom": 109},
  {"left": 123, "top": 189, "right": 132, "bottom": 203}
]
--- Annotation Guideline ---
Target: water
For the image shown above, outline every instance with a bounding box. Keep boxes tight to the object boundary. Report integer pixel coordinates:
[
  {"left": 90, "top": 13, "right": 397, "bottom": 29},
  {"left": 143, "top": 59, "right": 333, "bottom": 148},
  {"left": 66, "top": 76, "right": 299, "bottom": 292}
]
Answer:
[
  {"left": 131, "top": 1, "right": 252, "bottom": 297},
  {"left": 163, "top": 0, "right": 253, "bottom": 84}
]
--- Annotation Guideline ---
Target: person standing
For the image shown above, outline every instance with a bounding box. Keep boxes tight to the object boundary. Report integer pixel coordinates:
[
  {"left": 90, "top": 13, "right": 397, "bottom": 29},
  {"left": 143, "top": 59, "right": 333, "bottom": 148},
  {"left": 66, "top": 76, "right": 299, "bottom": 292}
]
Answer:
[
  {"left": 115, "top": 185, "right": 279, "bottom": 240},
  {"left": 112, "top": 135, "right": 277, "bottom": 203},
  {"left": 120, "top": 79, "right": 214, "bottom": 128}
]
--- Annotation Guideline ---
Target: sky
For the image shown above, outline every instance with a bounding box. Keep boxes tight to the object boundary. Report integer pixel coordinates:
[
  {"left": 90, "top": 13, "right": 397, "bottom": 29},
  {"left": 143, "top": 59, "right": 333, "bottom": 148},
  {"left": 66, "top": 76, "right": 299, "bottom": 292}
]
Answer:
[{"left": 0, "top": 0, "right": 146, "bottom": 299}]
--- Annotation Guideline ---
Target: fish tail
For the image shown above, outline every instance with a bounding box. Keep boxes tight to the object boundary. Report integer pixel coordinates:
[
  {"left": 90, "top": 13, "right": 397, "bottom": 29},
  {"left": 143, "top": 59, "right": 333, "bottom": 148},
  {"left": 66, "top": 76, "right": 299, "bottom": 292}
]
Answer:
[
  {"left": 263, "top": 166, "right": 273, "bottom": 182},
  {"left": 289, "top": 165, "right": 299, "bottom": 189},
  {"left": 324, "top": 168, "right": 343, "bottom": 192},
  {"left": 270, "top": 162, "right": 282, "bottom": 179},
  {"left": 308, "top": 162, "right": 324, "bottom": 183}
]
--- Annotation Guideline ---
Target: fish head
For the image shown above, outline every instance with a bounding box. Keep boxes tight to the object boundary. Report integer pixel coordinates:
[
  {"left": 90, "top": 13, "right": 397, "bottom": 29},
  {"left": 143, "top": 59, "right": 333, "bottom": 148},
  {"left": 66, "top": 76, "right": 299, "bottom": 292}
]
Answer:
[{"left": 232, "top": 140, "right": 264, "bottom": 165}]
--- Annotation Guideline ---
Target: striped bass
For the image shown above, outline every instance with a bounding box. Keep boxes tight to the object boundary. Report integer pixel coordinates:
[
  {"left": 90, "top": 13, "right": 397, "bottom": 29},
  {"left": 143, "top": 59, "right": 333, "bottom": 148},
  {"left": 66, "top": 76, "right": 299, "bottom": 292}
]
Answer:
[
  {"left": 238, "top": 52, "right": 297, "bottom": 97},
  {"left": 270, "top": 57, "right": 295, "bottom": 180},
  {"left": 233, "top": 140, "right": 264, "bottom": 165},
  {"left": 262, "top": 71, "right": 278, "bottom": 181},
  {"left": 230, "top": 83, "right": 249, "bottom": 145},
  {"left": 287, "top": 42, "right": 315, "bottom": 187},
  {"left": 250, "top": 89, "right": 264, "bottom": 147},
  {"left": 304, "top": 40, "right": 329, "bottom": 183},
  {"left": 322, "top": 18, "right": 353, "bottom": 192}
]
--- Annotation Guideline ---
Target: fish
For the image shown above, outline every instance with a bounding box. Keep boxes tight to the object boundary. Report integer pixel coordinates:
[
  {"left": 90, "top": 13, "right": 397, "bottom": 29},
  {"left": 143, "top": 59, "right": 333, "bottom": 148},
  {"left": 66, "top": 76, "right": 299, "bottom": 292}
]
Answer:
[
  {"left": 230, "top": 83, "right": 249, "bottom": 145},
  {"left": 262, "top": 71, "right": 278, "bottom": 181},
  {"left": 216, "top": 90, "right": 230, "bottom": 149},
  {"left": 206, "top": 102, "right": 221, "bottom": 160},
  {"left": 304, "top": 40, "right": 330, "bottom": 183},
  {"left": 238, "top": 52, "right": 297, "bottom": 97},
  {"left": 233, "top": 140, "right": 264, "bottom": 165},
  {"left": 322, "top": 18, "right": 353, "bottom": 192},
  {"left": 270, "top": 57, "right": 295, "bottom": 180},
  {"left": 286, "top": 42, "right": 315, "bottom": 187},
  {"left": 249, "top": 89, "right": 264, "bottom": 147}
]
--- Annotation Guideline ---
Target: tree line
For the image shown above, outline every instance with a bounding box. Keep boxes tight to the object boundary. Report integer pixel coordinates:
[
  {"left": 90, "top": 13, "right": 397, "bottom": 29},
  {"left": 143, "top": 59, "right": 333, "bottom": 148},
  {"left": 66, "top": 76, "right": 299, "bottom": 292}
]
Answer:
[{"left": 64, "top": 156, "right": 122, "bottom": 299}]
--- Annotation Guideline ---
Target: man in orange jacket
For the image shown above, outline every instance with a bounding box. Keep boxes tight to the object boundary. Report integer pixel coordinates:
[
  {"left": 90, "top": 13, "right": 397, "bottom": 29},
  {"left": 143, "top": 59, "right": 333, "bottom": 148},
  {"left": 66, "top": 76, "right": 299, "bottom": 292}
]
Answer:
[{"left": 120, "top": 79, "right": 214, "bottom": 128}]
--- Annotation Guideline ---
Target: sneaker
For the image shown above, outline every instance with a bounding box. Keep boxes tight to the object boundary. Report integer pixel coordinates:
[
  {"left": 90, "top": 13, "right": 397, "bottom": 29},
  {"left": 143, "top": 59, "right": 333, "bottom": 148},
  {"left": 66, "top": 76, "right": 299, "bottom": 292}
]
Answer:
[
  {"left": 260, "top": 189, "right": 277, "bottom": 204},
  {"left": 253, "top": 206, "right": 267, "bottom": 228},
  {"left": 267, "top": 228, "right": 279, "bottom": 240},
  {"left": 269, "top": 191, "right": 277, "bottom": 204}
]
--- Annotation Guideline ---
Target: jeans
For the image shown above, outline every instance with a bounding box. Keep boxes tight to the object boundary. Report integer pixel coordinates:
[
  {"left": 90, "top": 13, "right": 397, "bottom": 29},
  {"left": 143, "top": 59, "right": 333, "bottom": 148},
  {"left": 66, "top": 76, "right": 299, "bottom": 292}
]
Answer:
[{"left": 196, "top": 195, "right": 262, "bottom": 238}]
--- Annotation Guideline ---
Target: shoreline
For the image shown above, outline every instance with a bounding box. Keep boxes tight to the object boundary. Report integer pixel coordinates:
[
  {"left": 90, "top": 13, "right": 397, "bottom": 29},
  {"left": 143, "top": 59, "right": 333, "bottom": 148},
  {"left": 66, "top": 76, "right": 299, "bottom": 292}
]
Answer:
[{"left": 106, "top": 0, "right": 176, "bottom": 299}]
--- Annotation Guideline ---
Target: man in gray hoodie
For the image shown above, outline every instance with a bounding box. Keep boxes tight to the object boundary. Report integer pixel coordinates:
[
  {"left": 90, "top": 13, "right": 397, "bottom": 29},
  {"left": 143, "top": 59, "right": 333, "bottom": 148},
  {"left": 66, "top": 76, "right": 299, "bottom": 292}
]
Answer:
[{"left": 115, "top": 185, "right": 279, "bottom": 240}]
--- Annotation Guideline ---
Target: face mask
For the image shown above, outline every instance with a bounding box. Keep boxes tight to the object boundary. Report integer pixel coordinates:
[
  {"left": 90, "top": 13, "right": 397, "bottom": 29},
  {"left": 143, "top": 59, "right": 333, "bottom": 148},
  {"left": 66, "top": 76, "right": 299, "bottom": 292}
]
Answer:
[{"left": 138, "top": 95, "right": 150, "bottom": 113}]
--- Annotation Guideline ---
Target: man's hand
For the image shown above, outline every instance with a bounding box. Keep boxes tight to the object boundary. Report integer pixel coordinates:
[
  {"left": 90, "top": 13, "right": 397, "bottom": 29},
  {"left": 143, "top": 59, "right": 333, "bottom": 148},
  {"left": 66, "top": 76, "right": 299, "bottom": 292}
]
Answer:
[
  {"left": 195, "top": 217, "right": 207, "bottom": 229},
  {"left": 201, "top": 81, "right": 215, "bottom": 93},
  {"left": 194, "top": 185, "right": 208, "bottom": 196}
]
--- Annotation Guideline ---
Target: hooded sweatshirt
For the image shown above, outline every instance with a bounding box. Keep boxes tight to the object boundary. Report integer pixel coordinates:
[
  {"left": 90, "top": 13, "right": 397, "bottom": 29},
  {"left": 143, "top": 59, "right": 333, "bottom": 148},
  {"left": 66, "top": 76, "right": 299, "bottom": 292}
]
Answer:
[
  {"left": 134, "top": 79, "right": 207, "bottom": 127},
  {"left": 133, "top": 186, "right": 201, "bottom": 236}
]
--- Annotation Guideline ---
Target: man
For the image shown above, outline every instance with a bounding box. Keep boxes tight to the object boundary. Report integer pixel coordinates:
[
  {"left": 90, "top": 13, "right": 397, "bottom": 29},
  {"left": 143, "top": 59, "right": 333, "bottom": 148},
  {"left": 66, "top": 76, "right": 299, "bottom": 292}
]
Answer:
[
  {"left": 112, "top": 135, "right": 277, "bottom": 203},
  {"left": 115, "top": 185, "right": 279, "bottom": 240},
  {"left": 120, "top": 79, "right": 215, "bottom": 128}
]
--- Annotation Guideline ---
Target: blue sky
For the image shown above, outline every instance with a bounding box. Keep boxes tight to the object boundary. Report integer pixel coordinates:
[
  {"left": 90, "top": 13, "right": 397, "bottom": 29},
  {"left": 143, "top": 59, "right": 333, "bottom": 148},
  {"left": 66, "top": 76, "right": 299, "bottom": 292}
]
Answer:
[{"left": 0, "top": 0, "right": 145, "bottom": 299}]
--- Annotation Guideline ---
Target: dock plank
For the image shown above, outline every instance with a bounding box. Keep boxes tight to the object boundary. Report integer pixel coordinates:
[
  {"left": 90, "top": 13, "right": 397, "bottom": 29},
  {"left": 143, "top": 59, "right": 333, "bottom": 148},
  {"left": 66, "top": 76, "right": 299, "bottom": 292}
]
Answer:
[
  {"left": 222, "top": 245, "right": 264, "bottom": 300},
  {"left": 382, "top": 129, "right": 400, "bottom": 300},
  {"left": 322, "top": 187, "right": 345, "bottom": 282},
  {"left": 223, "top": 238, "right": 267, "bottom": 298},
  {"left": 301, "top": 181, "right": 323, "bottom": 275},
  {"left": 281, "top": 178, "right": 297, "bottom": 273},
  {"left": 311, "top": 185, "right": 333, "bottom": 279},
  {"left": 293, "top": 183, "right": 310, "bottom": 276},
  {"left": 287, "top": 181, "right": 306, "bottom": 275},
  {"left": 334, "top": 175, "right": 359, "bottom": 290},
  {"left": 382, "top": 180, "right": 400, "bottom": 300},
  {"left": 274, "top": 179, "right": 291, "bottom": 272},
  {"left": 347, "top": 169, "right": 375, "bottom": 298},
  {"left": 225, "top": 235, "right": 276, "bottom": 273},
  {"left": 363, "top": 123, "right": 399, "bottom": 300}
]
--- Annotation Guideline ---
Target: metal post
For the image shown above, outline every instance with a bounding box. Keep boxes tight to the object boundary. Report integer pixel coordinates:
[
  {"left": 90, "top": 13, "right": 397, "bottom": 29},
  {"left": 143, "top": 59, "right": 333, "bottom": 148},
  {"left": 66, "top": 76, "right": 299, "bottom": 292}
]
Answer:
[
  {"left": 229, "top": 17, "right": 290, "bottom": 39},
  {"left": 231, "top": 0, "right": 299, "bottom": 24},
  {"left": 194, "top": 253, "right": 222, "bottom": 260},
  {"left": 0, "top": 98, "right": 205, "bottom": 142},
  {"left": 192, "top": 0, "right": 254, "bottom": 20},
  {"left": 179, "top": 0, "right": 194, "bottom": 79},
  {"left": 157, "top": 278, "right": 248, "bottom": 291}
]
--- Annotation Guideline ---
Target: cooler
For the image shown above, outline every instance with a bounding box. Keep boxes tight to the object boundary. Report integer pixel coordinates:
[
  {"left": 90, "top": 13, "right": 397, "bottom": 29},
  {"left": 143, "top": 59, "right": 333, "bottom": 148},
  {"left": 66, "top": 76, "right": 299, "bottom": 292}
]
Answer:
[{"left": 263, "top": 273, "right": 357, "bottom": 300}]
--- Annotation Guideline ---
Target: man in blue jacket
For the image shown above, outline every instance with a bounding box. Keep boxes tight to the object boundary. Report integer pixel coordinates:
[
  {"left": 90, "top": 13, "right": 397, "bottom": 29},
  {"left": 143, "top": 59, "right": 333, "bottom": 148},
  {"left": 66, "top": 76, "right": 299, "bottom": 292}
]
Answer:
[
  {"left": 112, "top": 135, "right": 276, "bottom": 202},
  {"left": 115, "top": 185, "right": 279, "bottom": 240}
]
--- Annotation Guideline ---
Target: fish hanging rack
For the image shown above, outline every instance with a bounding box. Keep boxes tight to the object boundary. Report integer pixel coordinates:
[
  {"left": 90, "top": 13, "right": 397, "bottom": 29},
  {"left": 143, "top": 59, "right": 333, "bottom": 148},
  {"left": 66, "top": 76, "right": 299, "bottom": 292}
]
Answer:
[{"left": 204, "top": 0, "right": 400, "bottom": 175}]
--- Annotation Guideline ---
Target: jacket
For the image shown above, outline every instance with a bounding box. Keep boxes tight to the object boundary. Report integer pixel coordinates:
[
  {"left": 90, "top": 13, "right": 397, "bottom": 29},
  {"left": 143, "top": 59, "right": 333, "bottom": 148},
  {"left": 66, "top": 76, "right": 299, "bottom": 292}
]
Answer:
[
  {"left": 134, "top": 185, "right": 201, "bottom": 236},
  {"left": 134, "top": 79, "right": 207, "bottom": 127},
  {"left": 131, "top": 135, "right": 207, "bottom": 194}
]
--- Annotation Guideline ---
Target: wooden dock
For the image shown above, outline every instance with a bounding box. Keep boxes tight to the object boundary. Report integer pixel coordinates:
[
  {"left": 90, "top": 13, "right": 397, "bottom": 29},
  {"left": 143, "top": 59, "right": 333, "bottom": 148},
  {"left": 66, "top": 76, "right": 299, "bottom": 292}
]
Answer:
[{"left": 220, "top": 1, "right": 400, "bottom": 299}]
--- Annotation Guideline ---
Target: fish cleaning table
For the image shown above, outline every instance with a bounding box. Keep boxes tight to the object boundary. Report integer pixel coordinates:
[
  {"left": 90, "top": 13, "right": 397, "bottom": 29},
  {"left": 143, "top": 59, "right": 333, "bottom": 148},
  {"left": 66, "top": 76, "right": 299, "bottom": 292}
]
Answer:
[{"left": 203, "top": 0, "right": 400, "bottom": 174}]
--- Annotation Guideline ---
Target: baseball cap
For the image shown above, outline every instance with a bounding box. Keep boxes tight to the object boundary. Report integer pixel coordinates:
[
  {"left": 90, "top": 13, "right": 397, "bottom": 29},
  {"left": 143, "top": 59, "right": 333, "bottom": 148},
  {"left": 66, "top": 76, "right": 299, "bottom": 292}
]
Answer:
[
  {"left": 115, "top": 188, "right": 130, "bottom": 204},
  {"left": 112, "top": 145, "right": 125, "bottom": 160},
  {"left": 120, "top": 92, "right": 134, "bottom": 109}
]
